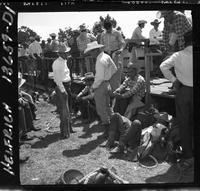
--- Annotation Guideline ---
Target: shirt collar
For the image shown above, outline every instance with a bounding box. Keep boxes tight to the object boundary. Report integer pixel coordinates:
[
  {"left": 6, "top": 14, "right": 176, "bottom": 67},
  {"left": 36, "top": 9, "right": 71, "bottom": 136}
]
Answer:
[
  {"left": 58, "top": 56, "right": 66, "bottom": 62},
  {"left": 97, "top": 52, "right": 104, "bottom": 60}
]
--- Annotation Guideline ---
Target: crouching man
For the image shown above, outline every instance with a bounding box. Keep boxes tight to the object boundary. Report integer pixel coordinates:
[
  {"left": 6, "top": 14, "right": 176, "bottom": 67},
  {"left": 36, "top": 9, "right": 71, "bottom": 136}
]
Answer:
[{"left": 76, "top": 72, "right": 96, "bottom": 122}]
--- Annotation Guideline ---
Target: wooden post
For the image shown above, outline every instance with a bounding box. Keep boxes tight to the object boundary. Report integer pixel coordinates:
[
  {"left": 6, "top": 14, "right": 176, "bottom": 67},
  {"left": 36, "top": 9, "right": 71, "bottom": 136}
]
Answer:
[{"left": 145, "top": 54, "right": 151, "bottom": 108}]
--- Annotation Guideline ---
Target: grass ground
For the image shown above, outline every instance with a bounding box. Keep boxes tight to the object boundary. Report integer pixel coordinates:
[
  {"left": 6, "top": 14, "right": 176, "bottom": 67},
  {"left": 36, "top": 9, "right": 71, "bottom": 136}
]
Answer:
[{"left": 19, "top": 94, "right": 194, "bottom": 185}]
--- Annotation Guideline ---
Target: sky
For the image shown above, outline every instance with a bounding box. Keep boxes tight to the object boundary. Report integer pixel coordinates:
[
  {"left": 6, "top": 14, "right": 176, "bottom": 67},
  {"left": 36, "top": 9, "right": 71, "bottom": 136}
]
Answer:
[{"left": 18, "top": 11, "right": 192, "bottom": 41}]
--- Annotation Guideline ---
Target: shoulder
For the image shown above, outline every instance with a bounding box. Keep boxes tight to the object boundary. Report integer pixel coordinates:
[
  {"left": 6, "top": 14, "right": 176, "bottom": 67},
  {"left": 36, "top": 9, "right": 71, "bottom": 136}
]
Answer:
[{"left": 137, "top": 74, "right": 145, "bottom": 82}]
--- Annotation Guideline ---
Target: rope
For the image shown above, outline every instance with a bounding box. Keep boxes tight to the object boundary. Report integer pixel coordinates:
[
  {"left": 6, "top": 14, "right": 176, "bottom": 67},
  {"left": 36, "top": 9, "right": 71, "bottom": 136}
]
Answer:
[{"left": 138, "top": 154, "right": 158, "bottom": 169}]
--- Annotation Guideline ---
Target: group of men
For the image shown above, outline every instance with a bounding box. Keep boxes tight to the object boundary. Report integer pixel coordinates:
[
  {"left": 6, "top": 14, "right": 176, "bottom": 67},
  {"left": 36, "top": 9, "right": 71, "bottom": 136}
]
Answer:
[{"left": 51, "top": 10, "right": 193, "bottom": 171}]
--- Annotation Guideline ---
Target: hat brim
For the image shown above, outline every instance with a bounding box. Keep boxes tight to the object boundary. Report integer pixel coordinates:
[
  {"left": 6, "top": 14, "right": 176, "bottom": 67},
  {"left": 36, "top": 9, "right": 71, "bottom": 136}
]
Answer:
[
  {"left": 54, "top": 47, "right": 71, "bottom": 53},
  {"left": 61, "top": 169, "right": 84, "bottom": 184},
  {"left": 83, "top": 77, "right": 94, "bottom": 81},
  {"left": 18, "top": 79, "right": 26, "bottom": 88},
  {"left": 151, "top": 21, "right": 161, "bottom": 25},
  {"left": 84, "top": 44, "right": 104, "bottom": 54}
]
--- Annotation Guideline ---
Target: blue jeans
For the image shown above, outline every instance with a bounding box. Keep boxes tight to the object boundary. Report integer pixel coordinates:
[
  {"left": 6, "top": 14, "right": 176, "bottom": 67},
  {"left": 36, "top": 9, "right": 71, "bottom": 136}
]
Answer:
[{"left": 55, "top": 83, "right": 71, "bottom": 137}]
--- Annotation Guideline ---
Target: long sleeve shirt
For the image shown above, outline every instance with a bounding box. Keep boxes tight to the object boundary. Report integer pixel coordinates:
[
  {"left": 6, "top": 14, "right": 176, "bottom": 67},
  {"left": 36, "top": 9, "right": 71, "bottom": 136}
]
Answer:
[
  {"left": 100, "top": 29, "right": 125, "bottom": 55},
  {"left": 162, "top": 11, "right": 192, "bottom": 52},
  {"left": 28, "top": 41, "right": 42, "bottom": 59},
  {"left": 77, "top": 85, "right": 94, "bottom": 100},
  {"left": 149, "top": 28, "right": 162, "bottom": 45},
  {"left": 160, "top": 45, "right": 193, "bottom": 87},
  {"left": 115, "top": 74, "right": 146, "bottom": 98},
  {"left": 131, "top": 26, "right": 146, "bottom": 40},
  {"left": 52, "top": 56, "right": 71, "bottom": 92},
  {"left": 50, "top": 39, "right": 59, "bottom": 52},
  {"left": 76, "top": 33, "right": 96, "bottom": 52},
  {"left": 92, "top": 52, "right": 117, "bottom": 89}
]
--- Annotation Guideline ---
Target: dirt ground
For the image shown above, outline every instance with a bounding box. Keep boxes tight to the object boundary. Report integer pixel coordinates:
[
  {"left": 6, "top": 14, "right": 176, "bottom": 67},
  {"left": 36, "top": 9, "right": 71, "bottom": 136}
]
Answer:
[{"left": 19, "top": 94, "right": 194, "bottom": 185}]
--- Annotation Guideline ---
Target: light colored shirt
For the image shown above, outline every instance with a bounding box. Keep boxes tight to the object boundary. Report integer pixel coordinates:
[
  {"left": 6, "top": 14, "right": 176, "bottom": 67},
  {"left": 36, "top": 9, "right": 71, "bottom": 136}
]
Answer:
[
  {"left": 116, "top": 74, "right": 146, "bottom": 98},
  {"left": 77, "top": 33, "right": 96, "bottom": 52},
  {"left": 149, "top": 28, "right": 162, "bottom": 45},
  {"left": 160, "top": 45, "right": 193, "bottom": 87},
  {"left": 52, "top": 56, "right": 71, "bottom": 92},
  {"left": 50, "top": 39, "right": 59, "bottom": 52},
  {"left": 131, "top": 26, "right": 146, "bottom": 40},
  {"left": 28, "top": 41, "right": 42, "bottom": 59},
  {"left": 93, "top": 52, "right": 117, "bottom": 89},
  {"left": 100, "top": 29, "right": 125, "bottom": 54}
]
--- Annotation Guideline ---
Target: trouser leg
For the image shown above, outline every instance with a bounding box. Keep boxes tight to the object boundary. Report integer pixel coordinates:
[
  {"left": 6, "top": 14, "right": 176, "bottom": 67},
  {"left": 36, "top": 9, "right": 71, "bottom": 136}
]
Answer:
[{"left": 176, "top": 86, "right": 193, "bottom": 159}]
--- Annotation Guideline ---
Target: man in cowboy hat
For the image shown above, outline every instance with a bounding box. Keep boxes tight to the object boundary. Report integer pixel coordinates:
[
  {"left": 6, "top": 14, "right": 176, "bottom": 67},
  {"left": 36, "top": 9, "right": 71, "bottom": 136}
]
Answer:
[
  {"left": 156, "top": 10, "right": 192, "bottom": 53},
  {"left": 113, "top": 62, "right": 146, "bottom": 119},
  {"left": 149, "top": 19, "right": 162, "bottom": 47},
  {"left": 84, "top": 41, "right": 117, "bottom": 138},
  {"left": 131, "top": 20, "right": 147, "bottom": 41},
  {"left": 49, "top": 33, "right": 59, "bottom": 57},
  {"left": 52, "top": 43, "right": 74, "bottom": 139},
  {"left": 76, "top": 23, "right": 96, "bottom": 74},
  {"left": 76, "top": 72, "right": 96, "bottom": 122},
  {"left": 160, "top": 30, "right": 194, "bottom": 170}
]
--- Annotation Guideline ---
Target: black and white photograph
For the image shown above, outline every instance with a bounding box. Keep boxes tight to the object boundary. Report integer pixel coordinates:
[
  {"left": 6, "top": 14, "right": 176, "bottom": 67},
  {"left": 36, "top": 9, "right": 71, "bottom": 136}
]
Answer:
[{"left": 1, "top": 1, "right": 198, "bottom": 188}]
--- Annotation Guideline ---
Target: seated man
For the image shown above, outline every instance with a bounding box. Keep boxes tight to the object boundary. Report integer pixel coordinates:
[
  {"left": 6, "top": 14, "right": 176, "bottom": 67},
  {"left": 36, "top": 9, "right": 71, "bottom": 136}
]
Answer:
[
  {"left": 76, "top": 72, "right": 96, "bottom": 122},
  {"left": 106, "top": 111, "right": 171, "bottom": 161},
  {"left": 113, "top": 62, "right": 146, "bottom": 119}
]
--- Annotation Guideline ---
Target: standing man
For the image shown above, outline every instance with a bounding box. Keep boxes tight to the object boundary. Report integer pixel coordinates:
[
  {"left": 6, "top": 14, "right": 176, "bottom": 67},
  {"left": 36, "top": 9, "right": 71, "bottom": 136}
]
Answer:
[
  {"left": 149, "top": 19, "right": 162, "bottom": 50},
  {"left": 84, "top": 41, "right": 117, "bottom": 138},
  {"left": 160, "top": 31, "right": 193, "bottom": 169},
  {"left": 77, "top": 23, "right": 96, "bottom": 74},
  {"left": 49, "top": 33, "right": 59, "bottom": 57},
  {"left": 52, "top": 43, "right": 74, "bottom": 139},
  {"left": 157, "top": 10, "right": 192, "bottom": 53},
  {"left": 130, "top": 20, "right": 147, "bottom": 63}
]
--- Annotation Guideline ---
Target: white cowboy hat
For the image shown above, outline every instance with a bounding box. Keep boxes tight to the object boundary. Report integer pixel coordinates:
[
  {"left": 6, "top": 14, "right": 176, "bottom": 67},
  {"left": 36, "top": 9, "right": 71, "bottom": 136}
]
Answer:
[
  {"left": 138, "top": 20, "right": 147, "bottom": 25},
  {"left": 50, "top": 33, "right": 57, "bottom": 37},
  {"left": 79, "top": 23, "right": 87, "bottom": 31},
  {"left": 18, "top": 72, "right": 26, "bottom": 88},
  {"left": 54, "top": 43, "right": 71, "bottom": 53},
  {"left": 84, "top": 41, "right": 104, "bottom": 54},
  {"left": 154, "top": 112, "right": 173, "bottom": 123}
]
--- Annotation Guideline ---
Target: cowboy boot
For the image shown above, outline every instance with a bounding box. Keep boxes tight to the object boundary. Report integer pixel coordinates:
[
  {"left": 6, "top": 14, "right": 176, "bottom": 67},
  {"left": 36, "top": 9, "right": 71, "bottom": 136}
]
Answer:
[{"left": 101, "top": 123, "right": 110, "bottom": 139}]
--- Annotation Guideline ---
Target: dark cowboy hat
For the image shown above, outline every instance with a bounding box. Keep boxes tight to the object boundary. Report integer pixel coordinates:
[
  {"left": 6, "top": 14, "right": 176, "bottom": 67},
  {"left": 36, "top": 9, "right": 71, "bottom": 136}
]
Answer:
[
  {"left": 154, "top": 112, "right": 172, "bottom": 123},
  {"left": 59, "top": 169, "right": 84, "bottom": 184},
  {"left": 83, "top": 72, "right": 95, "bottom": 81},
  {"left": 150, "top": 19, "right": 161, "bottom": 26}
]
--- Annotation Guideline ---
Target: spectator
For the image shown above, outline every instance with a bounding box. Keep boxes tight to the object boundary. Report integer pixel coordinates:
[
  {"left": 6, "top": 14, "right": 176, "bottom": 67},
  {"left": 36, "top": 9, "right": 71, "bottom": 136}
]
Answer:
[
  {"left": 76, "top": 72, "right": 96, "bottom": 122},
  {"left": 52, "top": 43, "right": 74, "bottom": 139},
  {"left": 100, "top": 20, "right": 126, "bottom": 113},
  {"left": 130, "top": 20, "right": 147, "bottom": 64},
  {"left": 160, "top": 31, "right": 193, "bottom": 170},
  {"left": 157, "top": 10, "right": 192, "bottom": 53},
  {"left": 18, "top": 42, "right": 29, "bottom": 73},
  {"left": 84, "top": 41, "right": 117, "bottom": 138},
  {"left": 113, "top": 62, "right": 146, "bottom": 119},
  {"left": 44, "top": 38, "right": 52, "bottom": 57},
  {"left": 49, "top": 33, "right": 59, "bottom": 58},
  {"left": 77, "top": 23, "right": 96, "bottom": 74},
  {"left": 149, "top": 19, "right": 162, "bottom": 49}
]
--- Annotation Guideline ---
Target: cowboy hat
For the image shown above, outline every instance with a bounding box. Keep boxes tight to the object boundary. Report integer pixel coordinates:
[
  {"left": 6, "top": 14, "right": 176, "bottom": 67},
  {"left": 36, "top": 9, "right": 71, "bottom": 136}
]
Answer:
[
  {"left": 154, "top": 112, "right": 173, "bottom": 123},
  {"left": 58, "top": 169, "right": 84, "bottom": 184},
  {"left": 29, "top": 36, "right": 35, "bottom": 41},
  {"left": 156, "top": 10, "right": 173, "bottom": 19},
  {"left": 84, "top": 41, "right": 104, "bottom": 54},
  {"left": 50, "top": 33, "right": 57, "bottom": 37},
  {"left": 18, "top": 72, "right": 26, "bottom": 88},
  {"left": 138, "top": 20, "right": 147, "bottom": 25},
  {"left": 127, "top": 62, "right": 140, "bottom": 72},
  {"left": 54, "top": 43, "right": 71, "bottom": 53},
  {"left": 83, "top": 72, "right": 95, "bottom": 81},
  {"left": 150, "top": 19, "right": 161, "bottom": 26}
]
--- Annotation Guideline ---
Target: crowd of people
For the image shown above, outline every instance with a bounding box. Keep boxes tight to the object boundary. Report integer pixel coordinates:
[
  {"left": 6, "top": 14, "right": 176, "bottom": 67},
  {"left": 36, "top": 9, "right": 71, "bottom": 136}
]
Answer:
[{"left": 19, "top": 10, "right": 193, "bottom": 173}]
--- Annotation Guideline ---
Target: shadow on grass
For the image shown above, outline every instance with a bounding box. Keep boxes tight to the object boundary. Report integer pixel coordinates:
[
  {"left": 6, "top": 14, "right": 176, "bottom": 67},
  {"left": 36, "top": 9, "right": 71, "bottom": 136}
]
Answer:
[
  {"left": 79, "top": 122, "right": 103, "bottom": 139},
  {"left": 145, "top": 164, "right": 183, "bottom": 183},
  {"left": 31, "top": 133, "right": 60, "bottom": 149},
  {"left": 62, "top": 134, "right": 106, "bottom": 158}
]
